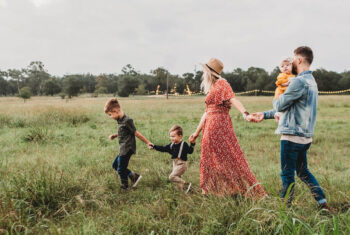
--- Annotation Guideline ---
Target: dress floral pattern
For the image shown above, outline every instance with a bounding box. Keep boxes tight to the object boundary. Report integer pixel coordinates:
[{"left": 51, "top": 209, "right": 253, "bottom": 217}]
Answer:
[{"left": 200, "top": 79, "right": 266, "bottom": 197}]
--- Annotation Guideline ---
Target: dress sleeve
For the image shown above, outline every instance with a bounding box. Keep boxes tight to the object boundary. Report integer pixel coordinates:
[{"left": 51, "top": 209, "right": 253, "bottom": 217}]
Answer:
[{"left": 214, "top": 79, "right": 235, "bottom": 105}]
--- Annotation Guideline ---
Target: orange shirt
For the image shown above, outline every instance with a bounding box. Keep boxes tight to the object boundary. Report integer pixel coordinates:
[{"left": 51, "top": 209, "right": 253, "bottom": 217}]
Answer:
[{"left": 274, "top": 73, "right": 294, "bottom": 99}]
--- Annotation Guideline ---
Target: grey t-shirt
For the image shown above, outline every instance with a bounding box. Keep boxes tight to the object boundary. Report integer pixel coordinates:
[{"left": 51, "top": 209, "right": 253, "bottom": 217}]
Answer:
[{"left": 117, "top": 115, "right": 137, "bottom": 156}]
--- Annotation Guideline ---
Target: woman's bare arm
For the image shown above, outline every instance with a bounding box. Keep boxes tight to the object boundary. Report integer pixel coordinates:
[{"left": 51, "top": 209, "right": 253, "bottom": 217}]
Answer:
[
  {"left": 230, "top": 97, "right": 247, "bottom": 114},
  {"left": 189, "top": 112, "right": 207, "bottom": 143}
]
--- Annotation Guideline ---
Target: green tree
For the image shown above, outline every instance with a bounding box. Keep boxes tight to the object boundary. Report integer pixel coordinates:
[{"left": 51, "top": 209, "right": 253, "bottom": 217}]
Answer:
[
  {"left": 18, "top": 86, "right": 32, "bottom": 102},
  {"left": 7, "top": 69, "right": 25, "bottom": 93},
  {"left": 313, "top": 69, "right": 342, "bottom": 91},
  {"left": 42, "top": 78, "right": 61, "bottom": 96},
  {"left": 25, "top": 61, "right": 51, "bottom": 95},
  {"left": 106, "top": 74, "right": 119, "bottom": 94},
  {"left": 265, "top": 67, "right": 280, "bottom": 91},
  {"left": 0, "top": 70, "right": 9, "bottom": 96},
  {"left": 121, "top": 64, "right": 138, "bottom": 76},
  {"left": 193, "top": 70, "right": 203, "bottom": 92},
  {"left": 95, "top": 75, "right": 109, "bottom": 92},
  {"left": 80, "top": 74, "right": 96, "bottom": 93},
  {"left": 63, "top": 75, "right": 83, "bottom": 98},
  {"left": 141, "top": 74, "right": 158, "bottom": 92},
  {"left": 222, "top": 68, "right": 246, "bottom": 93},
  {"left": 96, "top": 87, "right": 108, "bottom": 94},
  {"left": 135, "top": 84, "right": 147, "bottom": 95},
  {"left": 182, "top": 72, "right": 196, "bottom": 93},
  {"left": 151, "top": 67, "right": 169, "bottom": 91},
  {"left": 117, "top": 75, "right": 139, "bottom": 97},
  {"left": 338, "top": 71, "right": 350, "bottom": 90}
]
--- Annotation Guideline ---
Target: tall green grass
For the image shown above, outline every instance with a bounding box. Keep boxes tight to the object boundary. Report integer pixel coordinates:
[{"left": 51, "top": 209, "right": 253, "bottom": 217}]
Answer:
[{"left": 0, "top": 96, "right": 349, "bottom": 234}]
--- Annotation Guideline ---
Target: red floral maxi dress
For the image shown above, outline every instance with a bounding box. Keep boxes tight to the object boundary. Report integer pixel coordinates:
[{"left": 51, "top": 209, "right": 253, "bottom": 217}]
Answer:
[{"left": 200, "top": 79, "right": 266, "bottom": 197}]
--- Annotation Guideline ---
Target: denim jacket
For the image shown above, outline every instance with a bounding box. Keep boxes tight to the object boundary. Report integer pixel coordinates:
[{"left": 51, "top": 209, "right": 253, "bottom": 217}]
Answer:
[{"left": 263, "top": 71, "right": 318, "bottom": 137}]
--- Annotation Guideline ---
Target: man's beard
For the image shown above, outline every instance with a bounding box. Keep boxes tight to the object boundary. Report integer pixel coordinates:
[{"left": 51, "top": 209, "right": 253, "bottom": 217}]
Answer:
[{"left": 292, "top": 63, "right": 298, "bottom": 75}]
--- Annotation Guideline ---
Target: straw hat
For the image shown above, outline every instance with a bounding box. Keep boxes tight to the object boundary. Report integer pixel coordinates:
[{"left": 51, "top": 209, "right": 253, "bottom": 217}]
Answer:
[{"left": 202, "top": 58, "right": 223, "bottom": 78}]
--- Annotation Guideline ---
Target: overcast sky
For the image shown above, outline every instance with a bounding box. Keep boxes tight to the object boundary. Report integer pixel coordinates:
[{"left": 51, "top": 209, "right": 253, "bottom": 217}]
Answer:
[{"left": 0, "top": 0, "right": 349, "bottom": 76}]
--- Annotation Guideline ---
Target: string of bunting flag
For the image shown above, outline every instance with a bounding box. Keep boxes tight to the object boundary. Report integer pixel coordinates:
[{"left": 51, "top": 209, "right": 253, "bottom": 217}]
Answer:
[
  {"left": 318, "top": 88, "right": 350, "bottom": 94},
  {"left": 153, "top": 87, "right": 350, "bottom": 96},
  {"left": 234, "top": 88, "right": 350, "bottom": 95}
]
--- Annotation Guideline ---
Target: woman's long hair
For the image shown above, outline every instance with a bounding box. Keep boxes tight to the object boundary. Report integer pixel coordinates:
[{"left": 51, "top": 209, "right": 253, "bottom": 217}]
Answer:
[
  {"left": 201, "top": 65, "right": 221, "bottom": 94},
  {"left": 201, "top": 69, "right": 219, "bottom": 94}
]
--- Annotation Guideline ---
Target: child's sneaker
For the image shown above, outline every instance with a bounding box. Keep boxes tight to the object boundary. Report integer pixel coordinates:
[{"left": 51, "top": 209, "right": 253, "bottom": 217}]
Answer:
[
  {"left": 319, "top": 203, "right": 334, "bottom": 214},
  {"left": 131, "top": 173, "right": 142, "bottom": 188},
  {"left": 184, "top": 182, "right": 192, "bottom": 194}
]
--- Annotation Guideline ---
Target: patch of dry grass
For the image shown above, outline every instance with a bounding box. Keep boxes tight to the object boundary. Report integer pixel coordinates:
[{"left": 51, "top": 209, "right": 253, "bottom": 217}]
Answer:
[{"left": 0, "top": 95, "right": 349, "bottom": 234}]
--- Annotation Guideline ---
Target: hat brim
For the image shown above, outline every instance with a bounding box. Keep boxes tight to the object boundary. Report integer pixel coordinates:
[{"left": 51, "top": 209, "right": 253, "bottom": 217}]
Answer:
[{"left": 200, "top": 63, "right": 221, "bottom": 78}]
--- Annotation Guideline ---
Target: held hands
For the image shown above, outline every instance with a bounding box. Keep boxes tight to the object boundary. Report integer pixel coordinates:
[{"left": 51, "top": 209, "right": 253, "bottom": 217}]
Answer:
[
  {"left": 189, "top": 132, "right": 199, "bottom": 144},
  {"left": 274, "top": 113, "right": 280, "bottom": 123},
  {"left": 109, "top": 134, "right": 118, "bottom": 140},
  {"left": 246, "top": 112, "right": 264, "bottom": 123},
  {"left": 147, "top": 142, "right": 154, "bottom": 150}
]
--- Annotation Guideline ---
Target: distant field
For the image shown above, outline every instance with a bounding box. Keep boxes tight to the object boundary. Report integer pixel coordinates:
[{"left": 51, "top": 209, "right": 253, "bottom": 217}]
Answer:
[{"left": 0, "top": 95, "right": 349, "bottom": 234}]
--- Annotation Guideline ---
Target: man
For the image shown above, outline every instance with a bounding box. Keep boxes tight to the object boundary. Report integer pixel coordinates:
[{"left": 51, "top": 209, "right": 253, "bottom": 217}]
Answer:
[{"left": 252, "top": 46, "right": 331, "bottom": 211}]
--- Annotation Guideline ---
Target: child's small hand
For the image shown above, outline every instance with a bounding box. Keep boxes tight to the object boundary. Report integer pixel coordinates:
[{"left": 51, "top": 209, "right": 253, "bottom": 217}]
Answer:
[
  {"left": 147, "top": 143, "right": 154, "bottom": 150},
  {"left": 281, "top": 81, "right": 290, "bottom": 87},
  {"left": 109, "top": 134, "right": 118, "bottom": 140}
]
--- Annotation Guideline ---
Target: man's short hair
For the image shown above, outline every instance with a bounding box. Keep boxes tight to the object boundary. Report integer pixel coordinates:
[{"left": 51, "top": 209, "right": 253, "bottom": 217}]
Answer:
[
  {"left": 294, "top": 46, "right": 313, "bottom": 65},
  {"left": 104, "top": 98, "right": 120, "bottom": 113},
  {"left": 169, "top": 125, "right": 183, "bottom": 136}
]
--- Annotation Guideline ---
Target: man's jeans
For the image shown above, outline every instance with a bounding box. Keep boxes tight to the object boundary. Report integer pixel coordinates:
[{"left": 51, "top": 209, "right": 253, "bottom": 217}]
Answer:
[
  {"left": 112, "top": 150, "right": 134, "bottom": 186},
  {"left": 280, "top": 140, "right": 326, "bottom": 205}
]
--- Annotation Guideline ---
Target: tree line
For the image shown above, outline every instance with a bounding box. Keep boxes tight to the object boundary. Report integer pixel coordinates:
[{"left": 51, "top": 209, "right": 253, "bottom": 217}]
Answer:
[{"left": 1, "top": 61, "right": 350, "bottom": 98}]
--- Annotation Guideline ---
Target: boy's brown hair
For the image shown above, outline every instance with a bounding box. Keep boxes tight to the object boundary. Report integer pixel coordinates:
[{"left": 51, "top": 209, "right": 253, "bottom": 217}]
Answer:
[
  {"left": 294, "top": 46, "right": 313, "bottom": 65},
  {"left": 104, "top": 98, "right": 121, "bottom": 113},
  {"left": 169, "top": 125, "right": 183, "bottom": 136}
]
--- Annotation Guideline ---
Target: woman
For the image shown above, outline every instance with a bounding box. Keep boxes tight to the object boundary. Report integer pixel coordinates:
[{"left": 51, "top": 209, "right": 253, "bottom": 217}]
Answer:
[{"left": 189, "top": 58, "right": 266, "bottom": 197}]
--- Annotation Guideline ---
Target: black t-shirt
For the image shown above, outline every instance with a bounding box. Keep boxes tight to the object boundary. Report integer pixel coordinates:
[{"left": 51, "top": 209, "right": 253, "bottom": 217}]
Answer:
[
  {"left": 153, "top": 141, "right": 195, "bottom": 161},
  {"left": 117, "top": 115, "right": 137, "bottom": 155}
]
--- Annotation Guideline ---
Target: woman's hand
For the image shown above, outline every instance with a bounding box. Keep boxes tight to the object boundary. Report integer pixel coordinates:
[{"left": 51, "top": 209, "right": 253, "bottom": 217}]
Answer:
[{"left": 189, "top": 132, "right": 199, "bottom": 144}]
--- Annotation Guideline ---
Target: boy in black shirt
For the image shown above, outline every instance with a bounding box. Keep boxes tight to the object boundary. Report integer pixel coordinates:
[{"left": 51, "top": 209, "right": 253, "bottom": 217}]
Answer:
[
  {"left": 149, "top": 125, "right": 195, "bottom": 193},
  {"left": 105, "top": 98, "right": 152, "bottom": 190}
]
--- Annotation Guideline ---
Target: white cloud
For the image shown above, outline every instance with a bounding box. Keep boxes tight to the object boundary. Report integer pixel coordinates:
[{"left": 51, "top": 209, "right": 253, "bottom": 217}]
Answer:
[
  {"left": 0, "top": 0, "right": 7, "bottom": 8},
  {"left": 28, "top": 0, "right": 54, "bottom": 7}
]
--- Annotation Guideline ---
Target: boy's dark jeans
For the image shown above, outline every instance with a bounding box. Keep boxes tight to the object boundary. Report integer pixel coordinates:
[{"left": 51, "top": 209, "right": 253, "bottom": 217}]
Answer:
[
  {"left": 112, "top": 150, "right": 134, "bottom": 186},
  {"left": 280, "top": 140, "right": 326, "bottom": 205}
]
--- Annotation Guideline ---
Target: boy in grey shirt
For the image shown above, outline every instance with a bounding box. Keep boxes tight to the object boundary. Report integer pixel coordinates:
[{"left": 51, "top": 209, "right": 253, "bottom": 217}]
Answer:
[{"left": 105, "top": 98, "right": 152, "bottom": 189}]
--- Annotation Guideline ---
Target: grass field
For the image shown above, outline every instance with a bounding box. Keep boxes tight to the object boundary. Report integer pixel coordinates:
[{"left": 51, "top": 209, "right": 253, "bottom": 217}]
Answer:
[{"left": 0, "top": 95, "right": 349, "bottom": 234}]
